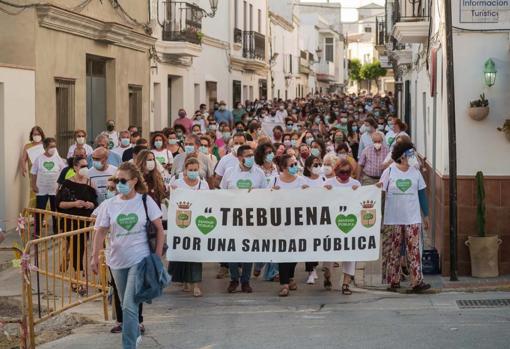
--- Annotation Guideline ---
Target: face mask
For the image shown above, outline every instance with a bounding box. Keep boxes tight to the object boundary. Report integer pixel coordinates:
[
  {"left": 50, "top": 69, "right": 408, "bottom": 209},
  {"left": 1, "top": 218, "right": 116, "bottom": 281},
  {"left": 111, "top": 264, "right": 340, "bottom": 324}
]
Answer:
[
  {"left": 286, "top": 125, "right": 293, "bottom": 131},
  {"left": 116, "top": 182, "right": 131, "bottom": 195},
  {"left": 288, "top": 165, "right": 299, "bottom": 176},
  {"left": 33, "top": 135, "right": 42, "bottom": 143},
  {"left": 187, "top": 170, "right": 199, "bottom": 180},
  {"left": 377, "top": 125, "right": 385, "bottom": 131},
  {"left": 311, "top": 148, "right": 321, "bottom": 157},
  {"left": 337, "top": 172, "right": 351, "bottom": 181},
  {"left": 340, "top": 118, "right": 348, "bottom": 124},
  {"left": 121, "top": 138, "right": 130, "bottom": 147},
  {"left": 291, "top": 139, "right": 297, "bottom": 147},
  {"left": 93, "top": 160, "right": 103, "bottom": 170},
  {"left": 305, "top": 137, "right": 314, "bottom": 145},
  {"left": 335, "top": 137, "right": 344, "bottom": 143},
  {"left": 47, "top": 148, "right": 56, "bottom": 156},
  {"left": 154, "top": 140, "right": 163, "bottom": 149},
  {"left": 196, "top": 115, "right": 202, "bottom": 120},
  {"left": 283, "top": 140, "right": 291, "bottom": 147},
  {"left": 184, "top": 145, "right": 195, "bottom": 154},
  {"left": 232, "top": 145, "right": 240, "bottom": 155},
  {"left": 78, "top": 167, "right": 89, "bottom": 177},
  {"left": 360, "top": 125, "right": 367, "bottom": 134},
  {"left": 244, "top": 156, "right": 255, "bottom": 168},
  {"left": 279, "top": 106, "right": 285, "bottom": 110},
  {"left": 168, "top": 139, "right": 178, "bottom": 145},
  {"left": 322, "top": 165, "right": 333, "bottom": 175},
  {"left": 219, "top": 106, "right": 225, "bottom": 111},
  {"left": 178, "top": 112, "right": 186, "bottom": 118},
  {"left": 146, "top": 160, "right": 156, "bottom": 171},
  {"left": 106, "top": 190, "right": 116, "bottom": 200},
  {"left": 222, "top": 132, "right": 231, "bottom": 140},
  {"left": 76, "top": 137, "right": 86, "bottom": 145},
  {"left": 199, "top": 145, "right": 209, "bottom": 154},
  {"left": 352, "top": 126, "right": 358, "bottom": 132},
  {"left": 265, "top": 152, "right": 275, "bottom": 163},
  {"left": 374, "top": 143, "right": 382, "bottom": 150},
  {"left": 209, "top": 124, "right": 217, "bottom": 131},
  {"left": 106, "top": 124, "right": 115, "bottom": 132},
  {"left": 311, "top": 167, "right": 321, "bottom": 176},
  {"left": 274, "top": 133, "right": 282, "bottom": 140},
  {"left": 176, "top": 132, "right": 184, "bottom": 138},
  {"left": 314, "top": 118, "right": 321, "bottom": 125}
]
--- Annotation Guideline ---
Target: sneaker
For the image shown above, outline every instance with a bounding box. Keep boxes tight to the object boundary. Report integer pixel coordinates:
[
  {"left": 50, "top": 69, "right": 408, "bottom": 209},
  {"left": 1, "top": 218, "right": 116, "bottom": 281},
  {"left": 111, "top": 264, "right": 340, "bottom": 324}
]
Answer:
[
  {"left": 216, "top": 266, "right": 229, "bottom": 279},
  {"left": 311, "top": 269, "right": 319, "bottom": 280},
  {"left": 411, "top": 282, "right": 431, "bottom": 293},
  {"left": 306, "top": 274, "right": 315, "bottom": 285},
  {"left": 110, "top": 323, "right": 122, "bottom": 334},
  {"left": 241, "top": 282, "right": 253, "bottom": 293},
  {"left": 227, "top": 280, "right": 239, "bottom": 293},
  {"left": 136, "top": 335, "right": 142, "bottom": 348}
]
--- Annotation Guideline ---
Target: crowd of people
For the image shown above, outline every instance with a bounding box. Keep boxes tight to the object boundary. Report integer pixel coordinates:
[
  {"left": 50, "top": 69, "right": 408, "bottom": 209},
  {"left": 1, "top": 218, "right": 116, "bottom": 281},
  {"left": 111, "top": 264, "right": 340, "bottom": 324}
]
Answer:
[{"left": 19, "top": 92, "right": 431, "bottom": 348}]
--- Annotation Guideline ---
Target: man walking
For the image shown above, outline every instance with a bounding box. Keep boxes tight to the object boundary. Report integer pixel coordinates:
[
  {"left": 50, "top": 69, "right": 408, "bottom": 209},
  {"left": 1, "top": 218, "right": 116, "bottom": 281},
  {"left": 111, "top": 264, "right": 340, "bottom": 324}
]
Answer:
[{"left": 357, "top": 132, "right": 389, "bottom": 185}]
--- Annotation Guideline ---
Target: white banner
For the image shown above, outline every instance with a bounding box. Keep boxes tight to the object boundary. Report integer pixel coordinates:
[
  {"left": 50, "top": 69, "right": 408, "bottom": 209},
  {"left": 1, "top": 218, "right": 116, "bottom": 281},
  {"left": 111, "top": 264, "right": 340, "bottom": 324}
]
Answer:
[{"left": 167, "top": 186, "right": 382, "bottom": 263}]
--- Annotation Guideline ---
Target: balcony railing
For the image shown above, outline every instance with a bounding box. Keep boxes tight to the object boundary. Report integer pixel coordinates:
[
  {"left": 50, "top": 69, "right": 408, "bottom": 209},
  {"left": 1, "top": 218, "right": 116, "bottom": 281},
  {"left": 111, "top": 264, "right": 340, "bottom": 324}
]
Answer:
[
  {"left": 242, "top": 31, "right": 265, "bottom": 61},
  {"left": 375, "top": 16, "right": 386, "bottom": 46},
  {"left": 393, "top": 0, "right": 430, "bottom": 23},
  {"left": 234, "top": 27, "right": 242, "bottom": 44},
  {"left": 162, "top": 1, "right": 203, "bottom": 45}
]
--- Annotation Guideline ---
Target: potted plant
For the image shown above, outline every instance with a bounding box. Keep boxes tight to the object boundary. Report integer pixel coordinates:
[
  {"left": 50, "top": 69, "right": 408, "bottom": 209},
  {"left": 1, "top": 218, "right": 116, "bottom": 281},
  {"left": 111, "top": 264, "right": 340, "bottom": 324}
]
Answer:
[
  {"left": 465, "top": 171, "right": 502, "bottom": 277},
  {"left": 468, "top": 93, "right": 489, "bottom": 121},
  {"left": 196, "top": 31, "right": 204, "bottom": 44},
  {"left": 497, "top": 119, "right": 510, "bottom": 142}
]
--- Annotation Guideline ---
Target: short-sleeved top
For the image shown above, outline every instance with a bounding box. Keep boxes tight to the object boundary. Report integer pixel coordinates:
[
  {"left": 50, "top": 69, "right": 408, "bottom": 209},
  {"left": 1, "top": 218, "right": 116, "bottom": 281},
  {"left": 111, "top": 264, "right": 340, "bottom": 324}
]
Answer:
[
  {"left": 31, "top": 153, "right": 66, "bottom": 195},
  {"left": 380, "top": 164, "right": 426, "bottom": 225},
  {"left": 171, "top": 152, "right": 214, "bottom": 180},
  {"left": 324, "top": 177, "right": 361, "bottom": 188},
  {"left": 220, "top": 165, "right": 267, "bottom": 189},
  {"left": 95, "top": 193, "right": 162, "bottom": 269},
  {"left": 172, "top": 177, "right": 210, "bottom": 191},
  {"left": 152, "top": 149, "right": 174, "bottom": 167},
  {"left": 214, "top": 153, "right": 239, "bottom": 177},
  {"left": 67, "top": 143, "right": 94, "bottom": 159},
  {"left": 272, "top": 175, "right": 306, "bottom": 189},
  {"left": 256, "top": 164, "right": 279, "bottom": 186},
  {"left": 111, "top": 145, "right": 131, "bottom": 158},
  {"left": 88, "top": 165, "right": 118, "bottom": 204},
  {"left": 302, "top": 176, "right": 326, "bottom": 188}
]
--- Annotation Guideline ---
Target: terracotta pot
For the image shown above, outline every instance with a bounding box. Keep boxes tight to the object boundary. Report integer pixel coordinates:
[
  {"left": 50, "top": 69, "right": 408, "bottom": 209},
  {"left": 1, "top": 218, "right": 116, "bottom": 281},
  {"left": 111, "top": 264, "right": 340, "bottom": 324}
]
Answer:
[
  {"left": 465, "top": 235, "right": 502, "bottom": 277},
  {"left": 468, "top": 106, "right": 489, "bottom": 121}
]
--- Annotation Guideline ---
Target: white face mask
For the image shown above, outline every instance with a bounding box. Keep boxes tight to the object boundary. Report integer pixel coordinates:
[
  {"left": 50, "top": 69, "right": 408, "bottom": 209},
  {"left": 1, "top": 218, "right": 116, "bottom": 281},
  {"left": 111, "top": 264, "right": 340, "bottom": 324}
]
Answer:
[
  {"left": 78, "top": 167, "right": 89, "bottom": 177},
  {"left": 311, "top": 167, "right": 321, "bottom": 176},
  {"left": 232, "top": 145, "right": 240, "bottom": 155},
  {"left": 47, "top": 148, "right": 56, "bottom": 156},
  {"left": 76, "top": 137, "right": 86, "bottom": 145},
  {"left": 146, "top": 160, "right": 156, "bottom": 171},
  {"left": 33, "top": 135, "right": 42, "bottom": 143},
  {"left": 322, "top": 165, "right": 333, "bottom": 175},
  {"left": 374, "top": 143, "right": 382, "bottom": 150}
]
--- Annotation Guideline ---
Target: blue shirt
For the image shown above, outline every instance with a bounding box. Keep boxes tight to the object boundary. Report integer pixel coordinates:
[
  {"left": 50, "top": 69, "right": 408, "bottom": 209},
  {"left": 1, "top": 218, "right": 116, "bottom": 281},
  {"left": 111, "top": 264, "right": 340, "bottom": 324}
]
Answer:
[
  {"left": 214, "top": 109, "right": 233, "bottom": 125},
  {"left": 87, "top": 151, "right": 122, "bottom": 168}
]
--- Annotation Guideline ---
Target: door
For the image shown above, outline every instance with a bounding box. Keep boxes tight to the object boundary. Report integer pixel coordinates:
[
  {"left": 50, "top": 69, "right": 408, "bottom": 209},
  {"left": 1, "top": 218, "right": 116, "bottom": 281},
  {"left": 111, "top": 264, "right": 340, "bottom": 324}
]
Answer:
[
  {"left": 86, "top": 57, "right": 106, "bottom": 144},
  {"left": 206, "top": 81, "right": 217, "bottom": 110}
]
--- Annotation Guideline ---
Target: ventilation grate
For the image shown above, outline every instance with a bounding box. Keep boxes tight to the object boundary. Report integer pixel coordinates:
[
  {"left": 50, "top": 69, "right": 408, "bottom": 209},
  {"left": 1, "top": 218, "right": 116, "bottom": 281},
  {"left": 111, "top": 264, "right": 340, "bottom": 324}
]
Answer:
[{"left": 457, "top": 299, "right": 510, "bottom": 309}]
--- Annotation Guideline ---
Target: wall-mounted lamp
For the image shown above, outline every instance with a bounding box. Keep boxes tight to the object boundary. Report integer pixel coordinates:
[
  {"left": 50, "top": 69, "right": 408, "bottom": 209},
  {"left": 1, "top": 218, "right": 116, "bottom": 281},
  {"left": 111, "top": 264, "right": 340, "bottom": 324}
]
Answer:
[{"left": 484, "top": 58, "right": 496, "bottom": 87}]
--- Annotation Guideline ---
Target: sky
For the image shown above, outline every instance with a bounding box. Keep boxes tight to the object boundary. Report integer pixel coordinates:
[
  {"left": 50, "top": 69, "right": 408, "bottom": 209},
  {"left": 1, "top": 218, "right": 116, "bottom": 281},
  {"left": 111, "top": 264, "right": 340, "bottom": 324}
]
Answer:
[{"left": 300, "top": 0, "right": 385, "bottom": 22}]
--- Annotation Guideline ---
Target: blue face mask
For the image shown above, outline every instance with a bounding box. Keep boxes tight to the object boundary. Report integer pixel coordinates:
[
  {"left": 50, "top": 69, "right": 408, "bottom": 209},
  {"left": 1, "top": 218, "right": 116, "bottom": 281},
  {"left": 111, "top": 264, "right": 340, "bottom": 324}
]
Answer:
[
  {"left": 305, "top": 137, "right": 314, "bottom": 145},
  {"left": 288, "top": 165, "right": 299, "bottom": 176},
  {"left": 222, "top": 132, "right": 231, "bottom": 140},
  {"left": 352, "top": 126, "right": 358, "bottom": 132},
  {"left": 93, "top": 161, "right": 103, "bottom": 170},
  {"left": 116, "top": 182, "right": 131, "bottom": 195},
  {"left": 244, "top": 156, "right": 255, "bottom": 168},
  {"left": 265, "top": 152, "right": 275, "bottom": 163},
  {"left": 154, "top": 140, "right": 163, "bottom": 149},
  {"left": 199, "top": 145, "right": 209, "bottom": 154},
  {"left": 121, "top": 138, "right": 130, "bottom": 147},
  {"left": 106, "top": 190, "right": 116, "bottom": 199},
  {"left": 187, "top": 170, "right": 199, "bottom": 180},
  {"left": 311, "top": 148, "right": 321, "bottom": 157},
  {"left": 168, "top": 139, "right": 178, "bottom": 145},
  {"left": 290, "top": 139, "right": 297, "bottom": 147},
  {"left": 184, "top": 145, "right": 195, "bottom": 154}
]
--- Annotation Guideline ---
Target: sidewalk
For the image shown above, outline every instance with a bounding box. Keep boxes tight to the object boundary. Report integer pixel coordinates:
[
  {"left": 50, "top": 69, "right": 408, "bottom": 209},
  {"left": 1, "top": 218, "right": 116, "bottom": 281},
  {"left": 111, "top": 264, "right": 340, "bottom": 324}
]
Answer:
[{"left": 0, "top": 228, "right": 23, "bottom": 272}]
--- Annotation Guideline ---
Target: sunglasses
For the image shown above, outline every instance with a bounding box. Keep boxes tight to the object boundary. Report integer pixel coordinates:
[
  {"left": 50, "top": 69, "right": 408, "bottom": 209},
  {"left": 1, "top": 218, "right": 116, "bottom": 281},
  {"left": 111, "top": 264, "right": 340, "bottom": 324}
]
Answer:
[
  {"left": 289, "top": 163, "right": 298, "bottom": 168},
  {"left": 113, "top": 178, "right": 130, "bottom": 184},
  {"left": 312, "top": 163, "right": 321, "bottom": 168},
  {"left": 79, "top": 165, "right": 88, "bottom": 169},
  {"left": 337, "top": 170, "right": 351, "bottom": 175}
]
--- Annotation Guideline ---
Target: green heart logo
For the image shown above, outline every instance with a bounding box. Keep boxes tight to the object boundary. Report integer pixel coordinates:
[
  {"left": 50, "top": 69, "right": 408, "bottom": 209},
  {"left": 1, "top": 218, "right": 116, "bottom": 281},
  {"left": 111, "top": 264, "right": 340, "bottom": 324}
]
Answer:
[
  {"left": 43, "top": 161, "right": 55, "bottom": 171},
  {"left": 387, "top": 137, "right": 395, "bottom": 146},
  {"left": 236, "top": 179, "right": 252, "bottom": 189},
  {"left": 117, "top": 213, "right": 138, "bottom": 231},
  {"left": 156, "top": 156, "right": 166, "bottom": 164},
  {"left": 336, "top": 214, "right": 357, "bottom": 234},
  {"left": 196, "top": 215, "right": 217, "bottom": 235},
  {"left": 396, "top": 179, "right": 412, "bottom": 192}
]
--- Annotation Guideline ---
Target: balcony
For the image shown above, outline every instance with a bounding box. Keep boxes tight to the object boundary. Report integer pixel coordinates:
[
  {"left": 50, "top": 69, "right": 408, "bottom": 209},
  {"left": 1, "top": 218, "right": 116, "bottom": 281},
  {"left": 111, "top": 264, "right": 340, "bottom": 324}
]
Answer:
[
  {"left": 243, "top": 31, "right": 265, "bottom": 60},
  {"left": 375, "top": 16, "right": 387, "bottom": 55},
  {"left": 299, "top": 50, "right": 311, "bottom": 75},
  {"left": 390, "top": 0, "right": 430, "bottom": 44},
  {"left": 316, "top": 60, "right": 335, "bottom": 82},
  {"left": 159, "top": 1, "right": 203, "bottom": 57}
]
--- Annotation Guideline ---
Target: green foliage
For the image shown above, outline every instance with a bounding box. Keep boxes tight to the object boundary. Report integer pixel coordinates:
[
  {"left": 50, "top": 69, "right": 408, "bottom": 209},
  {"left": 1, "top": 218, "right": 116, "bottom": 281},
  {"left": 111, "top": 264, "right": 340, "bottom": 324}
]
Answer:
[
  {"left": 348, "top": 59, "right": 362, "bottom": 82},
  {"left": 469, "top": 93, "right": 489, "bottom": 108},
  {"left": 475, "top": 171, "right": 486, "bottom": 237},
  {"left": 359, "top": 61, "right": 387, "bottom": 82}
]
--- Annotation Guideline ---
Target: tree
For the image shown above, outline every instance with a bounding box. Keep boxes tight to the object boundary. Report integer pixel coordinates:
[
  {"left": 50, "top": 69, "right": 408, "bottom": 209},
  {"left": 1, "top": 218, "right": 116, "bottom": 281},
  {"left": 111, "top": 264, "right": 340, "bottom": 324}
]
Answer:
[
  {"left": 359, "top": 61, "right": 387, "bottom": 92},
  {"left": 348, "top": 59, "right": 363, "bottom": 91}
]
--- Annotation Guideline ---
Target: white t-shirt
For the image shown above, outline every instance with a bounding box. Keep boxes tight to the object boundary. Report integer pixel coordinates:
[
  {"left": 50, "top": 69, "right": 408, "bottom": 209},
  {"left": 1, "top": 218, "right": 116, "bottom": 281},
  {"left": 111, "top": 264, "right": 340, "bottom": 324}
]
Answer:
[
  {"left": 220, "top": 165, "right": 267, "bottom": 189},
  {"left": 385, "top": 130, "right": 396, "bottom": 147},
  {"left": 215, "top": 153, "right": 239, "bottom": 177},
  {"left": 272, "top": 175, "right": 306, "bottom": 189},
  {"left": 255, "top": 164, "right": 279, "bottom": 186},
  {"left": 103, "top": 131, "right": 119, "bottom": 149},
  {"left": 88, "top": 165, "right": 118, "bottom": 204},
  {"left": 152, "top": 148, "right": 174, "bottom": 167},
  {"left": 111, "top": 145, "right": 131, "bottom": 158},
  {"left": 380, "top": 164, "right": 426, "bottom": 225},
  {"left": 67, "top": 143, "right": 94, "bottom": 159},
  {"left": 324, "top": 177, "right": 361, "bottom": 188},
  {"left": 172, "top": 177, "right": 210, "bottom": 191},
  {"left": 95, "top": 193, "right": 162, "bottom": 269},
  {"left": 302, "top": 175, "right": 327, "bottom": 188},
  {"left": 31, "top": 153, "right": 66, "bottom": 195}
]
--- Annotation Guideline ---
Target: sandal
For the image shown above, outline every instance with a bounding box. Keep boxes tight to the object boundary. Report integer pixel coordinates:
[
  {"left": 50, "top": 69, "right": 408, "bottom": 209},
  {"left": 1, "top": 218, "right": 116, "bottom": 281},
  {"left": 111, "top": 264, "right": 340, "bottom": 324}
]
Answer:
[
  {"left": 341, "top": 284, "right": 352, "bottom": 295},
  {"left": 193, "top": 287, "right": 202, "bottom": 297},
  {"left": 289, "top": 279, "right": 297, "bottom": 291},
  {"left": 279, "top": 286, "right": 289, "bottom": 297},
  {"left": 323, "top": 268, "right": 332, "bottom": 291},
  {"left": 411, "top": 282, "right": 431, "bottom": 293},
  {"left": 253, "top": 270, "right": 261, "bottom": 277},
  {"left": 110, "top": 323, "right": 122, "bottom": 334}
]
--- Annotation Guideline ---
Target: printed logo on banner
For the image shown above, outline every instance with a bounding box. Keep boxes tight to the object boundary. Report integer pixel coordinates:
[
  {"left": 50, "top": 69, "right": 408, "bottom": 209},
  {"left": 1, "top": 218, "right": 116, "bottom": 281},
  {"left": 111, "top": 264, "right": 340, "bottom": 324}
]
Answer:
[
  {"left": 176, "top": 201, "right": 192, "bottom": 228},
  {"left": 360, "top": 200, "right": 376, "bottom": 228},
  {"left": 195, "top": 207, "right": 217, "bottom": 235}
]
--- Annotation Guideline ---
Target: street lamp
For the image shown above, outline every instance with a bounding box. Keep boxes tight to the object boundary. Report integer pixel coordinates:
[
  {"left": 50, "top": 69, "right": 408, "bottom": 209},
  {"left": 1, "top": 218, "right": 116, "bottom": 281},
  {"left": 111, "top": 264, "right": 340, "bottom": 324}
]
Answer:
[{"left": 484, "top": 58, "right": 496, "bottom": 87}]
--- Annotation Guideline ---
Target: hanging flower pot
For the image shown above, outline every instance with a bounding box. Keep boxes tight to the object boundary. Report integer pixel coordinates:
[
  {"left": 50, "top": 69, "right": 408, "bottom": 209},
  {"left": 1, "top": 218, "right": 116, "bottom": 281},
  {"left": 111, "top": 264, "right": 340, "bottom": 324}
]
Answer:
[
  {"left": 497, "top": 119, "right": 510, "bottom": 142},
  {"left": 468, "top": 93, "right": 489, "bottom": 121}
]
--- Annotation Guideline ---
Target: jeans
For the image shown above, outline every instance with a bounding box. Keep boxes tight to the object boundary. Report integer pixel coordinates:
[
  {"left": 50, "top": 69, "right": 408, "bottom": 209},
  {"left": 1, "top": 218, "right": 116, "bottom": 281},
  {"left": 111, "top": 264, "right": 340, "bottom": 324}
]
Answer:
[
  {"left": 111, "top": 262, "right": 142, "bottom": 349},
  {"left": 229, "top": 263, "right": 252, "bottom": 284},
  {"left": 35, "top": 195, "right": 57, "bottom": 237},
  {"left": 110, "top": 268, "right": 143, "bottom": 324}
]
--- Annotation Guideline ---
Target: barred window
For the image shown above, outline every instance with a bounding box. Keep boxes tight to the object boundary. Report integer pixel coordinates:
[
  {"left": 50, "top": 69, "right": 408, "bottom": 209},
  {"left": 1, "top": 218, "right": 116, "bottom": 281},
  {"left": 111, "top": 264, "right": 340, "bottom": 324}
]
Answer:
[
  {"left": 55, "top": 79, "right": 75, "bottom": 156},
  {"left": 128, "top": 85, "right": 142, "bottom": 130}
]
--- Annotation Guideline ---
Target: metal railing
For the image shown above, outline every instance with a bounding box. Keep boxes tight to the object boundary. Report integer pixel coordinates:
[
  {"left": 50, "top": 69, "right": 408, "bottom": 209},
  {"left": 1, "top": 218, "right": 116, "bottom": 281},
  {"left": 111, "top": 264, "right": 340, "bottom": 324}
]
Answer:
[
  {"left": 162, "top": 1, "right": 203, "bottom": 44},
  {"left": 375, "top": 16, "right": 386, "bottom": 46},
  {"left": 242, "top": 31, "right": 265, "bottom": 60},
  {"left": 393, "top": 0, "right": 430, "bottom": 23}
]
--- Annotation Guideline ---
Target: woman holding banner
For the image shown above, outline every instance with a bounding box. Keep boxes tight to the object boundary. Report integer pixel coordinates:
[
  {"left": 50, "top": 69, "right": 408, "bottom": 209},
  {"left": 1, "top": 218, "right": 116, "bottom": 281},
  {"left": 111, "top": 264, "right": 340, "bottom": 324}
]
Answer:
[
  {"left": 324, "top": 158, "right": 361, "bottom": 295},
  {"left": 168, "top": 156, "right": 209, "bottom": 297},
  {"left": 272, "top": 154, "right": 307, "bottom": 297},
  {"left": 378, "top": 140, "right": 431, "bottom": 293}
]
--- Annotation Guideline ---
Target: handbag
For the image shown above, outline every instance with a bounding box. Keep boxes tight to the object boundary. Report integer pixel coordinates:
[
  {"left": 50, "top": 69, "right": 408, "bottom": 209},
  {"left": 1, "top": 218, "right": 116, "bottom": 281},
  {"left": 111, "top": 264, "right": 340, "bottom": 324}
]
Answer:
[{"left": 142, "top": 194, "right": 168, "bottom": 254}]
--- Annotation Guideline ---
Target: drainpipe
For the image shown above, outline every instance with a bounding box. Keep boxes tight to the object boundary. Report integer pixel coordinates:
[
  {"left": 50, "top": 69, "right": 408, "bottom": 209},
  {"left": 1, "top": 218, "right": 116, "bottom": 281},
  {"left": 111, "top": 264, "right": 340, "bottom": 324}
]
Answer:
[{"left": 444, "top": 0, "right": 458, "bottom": 281}]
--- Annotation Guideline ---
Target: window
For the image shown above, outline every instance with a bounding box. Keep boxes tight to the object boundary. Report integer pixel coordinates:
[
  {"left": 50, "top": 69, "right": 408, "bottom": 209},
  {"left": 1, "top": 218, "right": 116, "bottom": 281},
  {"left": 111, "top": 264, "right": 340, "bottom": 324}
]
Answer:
[
  {"left": 289, "top": 54, "right": 293, "bottom": 74},
  {"left": 233, "top": 80, "right": 241, "bottom": 105},
  {"left": 55, "top": 79, "right": 75, "bottom": 156},
  {"left": 364, "top": 27, "right": 372, "bottom": 33},
  {"left": 325, "top": 37, "right": 334, "bottom": 62},
  {"left": 258, "top": 9, "right": 261, "bottom": 32},
  {"left": 128, "top": 85, "right": 142, "bottom": 130}
]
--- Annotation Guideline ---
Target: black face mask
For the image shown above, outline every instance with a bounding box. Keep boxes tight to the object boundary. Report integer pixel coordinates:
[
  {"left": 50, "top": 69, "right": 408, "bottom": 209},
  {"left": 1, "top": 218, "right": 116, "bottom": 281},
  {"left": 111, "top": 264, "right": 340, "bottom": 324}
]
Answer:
[{"left": 107, "top": 124, "right": 114, "bottom": 132}]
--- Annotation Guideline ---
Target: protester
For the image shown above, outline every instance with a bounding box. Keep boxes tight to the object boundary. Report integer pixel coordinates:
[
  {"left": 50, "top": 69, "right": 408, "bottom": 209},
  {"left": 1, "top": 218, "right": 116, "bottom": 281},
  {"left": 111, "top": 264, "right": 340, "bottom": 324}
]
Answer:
[
  {"left": 214, "top": 101, "right": 233, "bottom": 127},
  {"left": 199, "top": 135, "right": 218, "bottom": 169},
  {"left": 214, "top": 133, "right": 247, "bottom": 186},
  {"left": 122, "top": 138, "right": 147, "bottom": 162},
  {"left": 88, "top": 147, "right": 118, "bottom": 204},
  {"left": 166, "top": 130, "right": 184, "bottom": 158},
  {"left": 174, "top": 109, "right": 193, "bottom": 134},
  {"left": 357, "top": 132, "right": 389, "bottom": 185},
  {"left": 57, "top": 147, "right": 87, "bottom": 185},
  {"left": 134, "top": 150, "right": 167, "bottom": 209},
  {"left": 171, "top": 135, "right": 214, "bottom": 182},
  {"left": 67, "top": 129, "right": 94, "bottom": 158},
  {"left": 150, "top": 132, "right": 174, "bottom": 173},
  {"left": 111, "top": 130, "right": 132, "bottom": 158},
  {"left": 20, "top": 126, "right": 45, "bottom": 179},
  {"left": 92, "top": 134, "right": 122, "bottom": 167},
  {"left": 357, "top": 117, "right": 377, "bottom": 158},
  {"left": 103, "top": 120, "right": 119, "bottom": 149}
]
